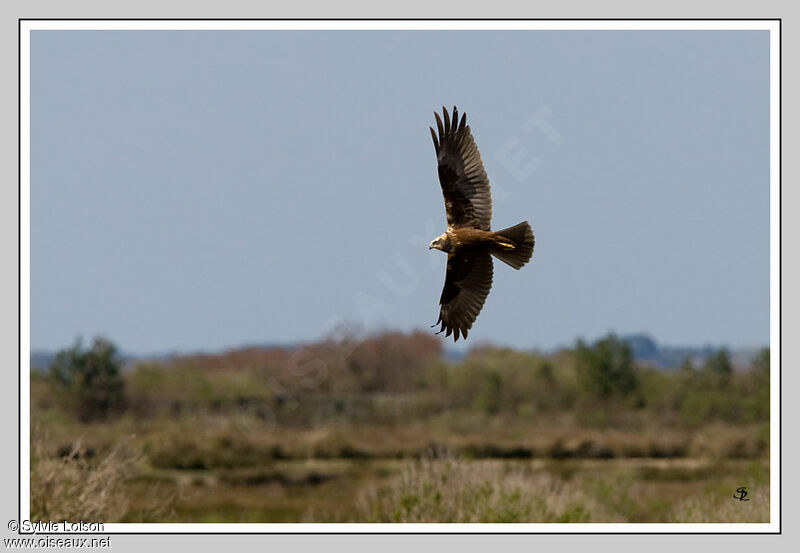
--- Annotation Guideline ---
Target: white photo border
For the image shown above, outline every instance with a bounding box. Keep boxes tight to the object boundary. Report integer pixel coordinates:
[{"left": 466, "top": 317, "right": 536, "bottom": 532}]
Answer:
[{"left": 18, "top": 18, "right": 781, "bottom": 534}]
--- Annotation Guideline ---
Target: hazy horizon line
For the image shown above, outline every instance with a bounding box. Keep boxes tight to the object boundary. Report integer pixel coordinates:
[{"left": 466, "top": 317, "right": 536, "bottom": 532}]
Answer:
[{"left": 29, "top": 327, "right": 769, "bottom": 359}]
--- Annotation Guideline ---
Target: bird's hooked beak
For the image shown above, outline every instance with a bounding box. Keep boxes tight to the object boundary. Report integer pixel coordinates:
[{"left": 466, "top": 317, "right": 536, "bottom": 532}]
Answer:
[{"left": 429, "top": 240, "right": 437, "bottom": 250}]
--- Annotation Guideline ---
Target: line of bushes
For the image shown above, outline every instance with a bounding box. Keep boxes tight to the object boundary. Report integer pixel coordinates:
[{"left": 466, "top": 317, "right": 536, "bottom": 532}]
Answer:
[{"left": 37, "top": 332, "right": 770, "bottom": 429}]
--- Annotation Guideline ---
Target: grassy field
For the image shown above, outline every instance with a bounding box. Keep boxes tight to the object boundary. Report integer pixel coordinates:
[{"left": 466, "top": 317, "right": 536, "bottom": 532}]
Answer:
[
  {"left": 30, "top": 426, "right": 770, "bottom": 523},
  {"left": 30, "top": 332, "right": 770, "bottom": 523}
]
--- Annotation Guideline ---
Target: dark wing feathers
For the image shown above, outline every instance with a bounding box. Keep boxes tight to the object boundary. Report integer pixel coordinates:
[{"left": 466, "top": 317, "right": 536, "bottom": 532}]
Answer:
[
  {"left": 429, "top": 126, "right": 439, "bottom": 151},
  {"left": 430, "top": 106, "right": 492, "bottom": 230},
  {"left": 433, "top": 253, "right": 493, "bottom": 341}
]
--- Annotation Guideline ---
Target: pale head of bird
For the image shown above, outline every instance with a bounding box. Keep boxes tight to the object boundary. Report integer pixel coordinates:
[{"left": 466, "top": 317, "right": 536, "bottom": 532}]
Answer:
[{"left": 429, "top": 233, "right": 451, "bottom": 252}]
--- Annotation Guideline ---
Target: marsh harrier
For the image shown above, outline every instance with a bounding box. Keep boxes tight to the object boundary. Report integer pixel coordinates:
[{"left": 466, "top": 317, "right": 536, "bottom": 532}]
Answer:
[{"left": 429, "top": 106, "right": 535, "bottom": 341}]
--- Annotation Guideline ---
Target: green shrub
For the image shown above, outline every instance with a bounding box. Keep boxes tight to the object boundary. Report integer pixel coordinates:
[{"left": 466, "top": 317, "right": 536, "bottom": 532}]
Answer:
[
  {"left": 574, "top": 334, "right": 638, "bottom": 399},
  {"left": 702, "top": 349, "right": 733, "bottom": 386},
  {"left": 742, "top": 348, "right": 770, "bottom": 422},
  {"left": 49, "top": 337, "right": 125, "bottom": 422},
  {"left": 751, "top": 348, "right": 769, "bottom": 376},
  {"left": 675, "top": 349, "right": 770, "bottom": 426}
]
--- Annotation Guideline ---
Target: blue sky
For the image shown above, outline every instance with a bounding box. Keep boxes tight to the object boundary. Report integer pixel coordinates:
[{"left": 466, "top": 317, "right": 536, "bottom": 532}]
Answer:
[{"left": 30, "top": 29, "right": 770, "bottom": 353}]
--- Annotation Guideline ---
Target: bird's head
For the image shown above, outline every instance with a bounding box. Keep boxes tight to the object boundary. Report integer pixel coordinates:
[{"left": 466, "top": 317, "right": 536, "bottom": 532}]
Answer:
[{"left": 429, "top": 233, "right": 450, "bottom": 252}]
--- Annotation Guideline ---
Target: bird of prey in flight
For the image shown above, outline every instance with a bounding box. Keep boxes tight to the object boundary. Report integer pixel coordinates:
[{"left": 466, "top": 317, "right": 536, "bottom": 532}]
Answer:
[{"left": 429, "top": 106, "right": 535, "bottom": 341}]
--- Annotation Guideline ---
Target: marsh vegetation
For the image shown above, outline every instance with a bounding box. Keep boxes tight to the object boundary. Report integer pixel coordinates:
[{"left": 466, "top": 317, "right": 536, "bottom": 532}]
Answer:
[{"left": 30, "top": 332, "right": 770, "bottom": 523}]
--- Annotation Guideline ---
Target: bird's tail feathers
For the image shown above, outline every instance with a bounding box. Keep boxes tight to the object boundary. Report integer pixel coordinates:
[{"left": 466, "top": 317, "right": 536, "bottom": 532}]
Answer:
[{"left": 491, "top": 221, "right": 535, "bottom": 270}]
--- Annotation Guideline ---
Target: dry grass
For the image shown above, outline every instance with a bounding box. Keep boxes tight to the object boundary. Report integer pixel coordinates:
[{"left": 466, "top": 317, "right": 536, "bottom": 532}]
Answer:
[
  {"left": 30, "top": 428, "right": 175, "bottom": 522},
  {"left": 354, "top": 455, "right": 770, "bottom": 523},
  {"left": 357, "top": 456, "right": 611, "bottom": 522}
]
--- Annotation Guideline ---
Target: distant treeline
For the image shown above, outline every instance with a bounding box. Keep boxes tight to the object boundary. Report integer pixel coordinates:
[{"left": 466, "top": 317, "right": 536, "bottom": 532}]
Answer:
[
  {"left": 30, "top": 333, "right": 762, "bottom": 373},
  {"left": 34, "top": 331, "right": 769, "bottom": 430}
]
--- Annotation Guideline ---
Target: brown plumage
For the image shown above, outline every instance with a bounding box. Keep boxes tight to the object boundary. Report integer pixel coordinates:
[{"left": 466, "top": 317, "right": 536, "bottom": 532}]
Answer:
[{"left": 429, "top": 106, "right": 535, "bottom": 341}]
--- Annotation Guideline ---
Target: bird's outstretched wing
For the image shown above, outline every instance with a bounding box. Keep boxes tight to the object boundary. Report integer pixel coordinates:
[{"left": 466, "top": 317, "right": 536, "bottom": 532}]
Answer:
[
  {"left": 430, "top": 106, "right": 492, "bottom": 230},
  {"left": 433, "top": 253, "right": 493, "bottom": 341}
]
